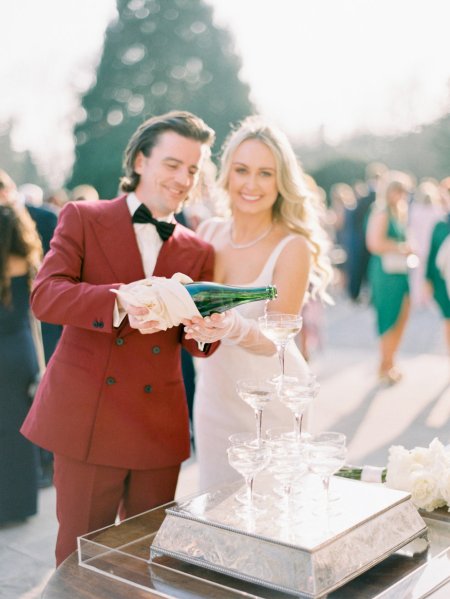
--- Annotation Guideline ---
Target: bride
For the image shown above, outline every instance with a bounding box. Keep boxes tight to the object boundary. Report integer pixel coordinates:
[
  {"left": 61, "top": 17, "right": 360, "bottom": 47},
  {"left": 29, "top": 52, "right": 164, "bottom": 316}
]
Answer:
[{"left": 183, "top": 116, "right": 332, "bottom": 491}]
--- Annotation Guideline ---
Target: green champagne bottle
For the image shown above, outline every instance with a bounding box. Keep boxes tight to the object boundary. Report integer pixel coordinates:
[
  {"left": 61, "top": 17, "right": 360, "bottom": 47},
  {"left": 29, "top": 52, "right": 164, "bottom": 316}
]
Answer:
[{"left": 184, "top": 282, "right": 277, "bottom": 317}]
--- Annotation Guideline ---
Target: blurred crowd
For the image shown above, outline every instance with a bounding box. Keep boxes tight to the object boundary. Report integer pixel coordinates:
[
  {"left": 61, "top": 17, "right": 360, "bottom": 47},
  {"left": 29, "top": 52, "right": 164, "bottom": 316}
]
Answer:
[
  {"left": 305, "top": 164, "right": 450, "bottom": 379},
  {"left": 324, "top": 164, "right": 449, "bottom": 308}
]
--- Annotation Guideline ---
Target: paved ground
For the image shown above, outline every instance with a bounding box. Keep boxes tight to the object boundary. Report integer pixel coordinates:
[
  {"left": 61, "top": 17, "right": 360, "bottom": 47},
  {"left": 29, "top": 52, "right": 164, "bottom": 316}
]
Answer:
[{"left": 1, "top": 292, "right": 448, "bottom": 598}]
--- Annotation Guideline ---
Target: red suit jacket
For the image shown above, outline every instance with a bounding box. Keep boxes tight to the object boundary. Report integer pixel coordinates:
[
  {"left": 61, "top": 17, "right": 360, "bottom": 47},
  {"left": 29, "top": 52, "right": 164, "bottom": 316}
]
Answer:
[{"left": 21, "top": 196, "right": 217, "bottom": 470}]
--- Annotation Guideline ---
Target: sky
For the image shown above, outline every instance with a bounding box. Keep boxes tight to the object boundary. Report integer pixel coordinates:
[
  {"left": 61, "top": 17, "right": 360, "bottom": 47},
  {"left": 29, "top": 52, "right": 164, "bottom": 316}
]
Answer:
[{"left": 1, "top": 0, "right": 449, "bottom": 187}]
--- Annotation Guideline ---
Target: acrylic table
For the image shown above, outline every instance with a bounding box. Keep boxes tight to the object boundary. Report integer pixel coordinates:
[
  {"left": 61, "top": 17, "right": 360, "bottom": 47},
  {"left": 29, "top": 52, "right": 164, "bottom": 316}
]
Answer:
[{"left": 42, "top": 495, "right": 450, "bottom": 599}]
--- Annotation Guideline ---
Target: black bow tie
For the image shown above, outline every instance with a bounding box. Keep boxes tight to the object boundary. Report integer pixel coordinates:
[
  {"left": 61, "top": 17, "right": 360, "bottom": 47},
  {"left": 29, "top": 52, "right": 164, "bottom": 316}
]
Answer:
[{"left": 132, "top": 204, "right": 175, "bottom": 241}]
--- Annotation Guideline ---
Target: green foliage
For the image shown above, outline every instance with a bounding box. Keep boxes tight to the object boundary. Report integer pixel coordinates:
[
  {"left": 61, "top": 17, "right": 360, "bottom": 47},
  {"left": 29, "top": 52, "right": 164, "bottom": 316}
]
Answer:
[
  {"left": 427, "top": 113, "right": 450, "bottom": 176},
  {"left": 300, "top": 111, "right": 450, "bottom": 201},
  {"left": 68, "top": 0, "right": 254, "bottom": 198}
]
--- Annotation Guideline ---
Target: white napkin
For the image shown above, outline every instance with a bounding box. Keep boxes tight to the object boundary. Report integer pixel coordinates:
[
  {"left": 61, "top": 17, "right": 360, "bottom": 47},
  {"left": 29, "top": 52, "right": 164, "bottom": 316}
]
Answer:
[{"left": 111, "top": 272, "right": 201, "bottom": 331}]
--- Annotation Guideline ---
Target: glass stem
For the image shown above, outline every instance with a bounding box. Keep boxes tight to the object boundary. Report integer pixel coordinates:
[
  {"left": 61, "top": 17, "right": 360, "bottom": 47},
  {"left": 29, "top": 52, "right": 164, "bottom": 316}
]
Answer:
[
  {"left": 322, "top": 476, "right": 330, "bottom": 510},
  {"left": 284, "top": 484, "right": 291, "bottom": 511},
  {"left": 277, "top": 344, "right": 286, "bottom": 382},
  {"left": 245, "top": 475, "right": 254, "bottom": 505},
  {"left": 255, "top": 409, "right": 262, "bottom": 442},
  {"left": 294, "top": 412, "right": 303, "bottom": 441}
]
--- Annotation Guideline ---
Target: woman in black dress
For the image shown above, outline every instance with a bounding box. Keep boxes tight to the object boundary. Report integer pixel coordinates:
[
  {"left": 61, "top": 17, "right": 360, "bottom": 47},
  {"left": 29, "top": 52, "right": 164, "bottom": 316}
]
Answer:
[{"left": 0, "top": 170, "right": 43, "bottom": 525}]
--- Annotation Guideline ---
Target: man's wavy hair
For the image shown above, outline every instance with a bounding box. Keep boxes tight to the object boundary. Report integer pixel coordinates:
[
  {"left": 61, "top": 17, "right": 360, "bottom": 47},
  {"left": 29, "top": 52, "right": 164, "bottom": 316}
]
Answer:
[{"left": 120, "top": 111, "right": 215, "bottom": 193}]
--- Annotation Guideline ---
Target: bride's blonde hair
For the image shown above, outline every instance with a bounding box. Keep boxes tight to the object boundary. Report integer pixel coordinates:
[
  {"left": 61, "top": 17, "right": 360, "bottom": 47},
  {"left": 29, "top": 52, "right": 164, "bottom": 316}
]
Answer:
[{"left": 217, "top": 115, "right": 332, "bottom": 300}]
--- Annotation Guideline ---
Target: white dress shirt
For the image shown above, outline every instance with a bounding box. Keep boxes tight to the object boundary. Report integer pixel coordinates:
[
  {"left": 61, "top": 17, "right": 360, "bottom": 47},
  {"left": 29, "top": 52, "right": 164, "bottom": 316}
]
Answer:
[
  {"left": 126, "top": 192, "right": 167, "bottom": 277},
  {"left": 113, "top": 192, "right": 174, "bottom": 326}
]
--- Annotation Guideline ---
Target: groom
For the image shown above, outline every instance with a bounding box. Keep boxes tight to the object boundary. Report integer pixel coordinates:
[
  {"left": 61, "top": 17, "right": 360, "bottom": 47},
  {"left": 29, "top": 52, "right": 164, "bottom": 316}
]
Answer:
[{"left": 21, "top": 111, "right": 219, "bottom": 565}]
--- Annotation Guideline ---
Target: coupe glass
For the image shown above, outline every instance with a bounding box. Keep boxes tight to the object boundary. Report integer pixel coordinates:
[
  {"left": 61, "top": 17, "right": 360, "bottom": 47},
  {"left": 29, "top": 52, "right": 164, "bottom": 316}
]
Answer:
[
  {"left": 258, "top": 313, "right": 303, "bottom": 385},
  {"left": 277, "top": 375, "right": 319, "bottom": 442},
  {"left": 306, "top": 432, "right": 347, "bottom": 515},
  {"left": 236, "top": 378, "right": 276, "bottom": 442},
  {"left": 265, "top": 426, "right": 297, "bottom": 444},
  {"left": 228, "top": 432, "right": 257, "bottom": 446},
  {"left": 266, "top": 439, "right": 308, "bottom": 519},
  {"left": 227, "top": 442, "right": 272, "bottom": 514},
  {"left": 228, "top": 432, "right": 269, "bottom": 505}
]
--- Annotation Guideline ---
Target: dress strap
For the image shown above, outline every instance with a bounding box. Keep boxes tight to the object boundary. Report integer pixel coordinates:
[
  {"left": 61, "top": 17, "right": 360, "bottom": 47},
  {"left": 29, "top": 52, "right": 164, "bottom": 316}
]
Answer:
[{"left": 258, "top": 235, "right": 298, "bottom": 282}]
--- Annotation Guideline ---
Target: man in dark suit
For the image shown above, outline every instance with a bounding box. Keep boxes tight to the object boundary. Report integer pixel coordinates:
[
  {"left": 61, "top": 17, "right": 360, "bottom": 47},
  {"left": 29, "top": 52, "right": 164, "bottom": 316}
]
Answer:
[
  {"left": 21, "top": 111, "right": 219, "bottom": 565},
  {"left": 347, "top": 162, "right": 388, "bottom": 301},
  {"left": 19, "top": 185, "right": 62, "bottom": 488},
  {"left": 19, "top": 190, "right": 62, "bottom": 362}
]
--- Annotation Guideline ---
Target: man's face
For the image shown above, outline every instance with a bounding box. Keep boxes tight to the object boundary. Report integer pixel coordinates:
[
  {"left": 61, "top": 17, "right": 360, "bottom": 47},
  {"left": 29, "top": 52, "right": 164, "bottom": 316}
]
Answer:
[{"left": 134, "top": 130, "right": 205, "bottom": 217}]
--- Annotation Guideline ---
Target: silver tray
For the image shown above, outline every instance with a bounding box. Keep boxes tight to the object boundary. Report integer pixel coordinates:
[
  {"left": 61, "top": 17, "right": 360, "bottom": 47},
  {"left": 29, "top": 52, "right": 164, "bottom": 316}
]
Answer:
[{"left": 150, "top": 475, "right": 427, "bottom": 598}]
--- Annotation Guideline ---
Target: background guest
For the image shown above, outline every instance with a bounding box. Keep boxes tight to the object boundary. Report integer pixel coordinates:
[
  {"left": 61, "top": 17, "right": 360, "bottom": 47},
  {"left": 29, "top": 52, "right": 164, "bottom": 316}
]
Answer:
[
  {"left": 327, "top": 182, "right": 357, "bottom": 291},
  {"left": 0, "top": 171, "right": 43, "bottom": 526},
  {"left": 347, "top": 162, "right": 388, "bottom": 302},
  {"left": 70, "top": 184, "right": 100, "bottom": 202},
  {"left": 19, "top": 184, "right": 58, "bottom": 255},
  {"left": 366, "top": 171, "right": 415, "bottom": 384},
  {"left": 408, "top": 180, "right": 444, "bottom": 308},
  {"left": 426, "top": 176, "right": 450, "bottom": 358},
  {"left": 18, "top": 182, "right": 61, "bottom": 487},
  {"left": 19, "top": 183, "right": 61, "bottom": 359},
  {"left": 44, "top": 188, "right": 69, "bottom": 213}
]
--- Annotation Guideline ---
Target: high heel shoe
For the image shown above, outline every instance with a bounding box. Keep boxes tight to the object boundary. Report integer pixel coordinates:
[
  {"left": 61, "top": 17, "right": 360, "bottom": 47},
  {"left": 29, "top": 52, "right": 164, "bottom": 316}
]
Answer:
[{"left": 379, "top": 367, "right": 403, "bottom": 385}]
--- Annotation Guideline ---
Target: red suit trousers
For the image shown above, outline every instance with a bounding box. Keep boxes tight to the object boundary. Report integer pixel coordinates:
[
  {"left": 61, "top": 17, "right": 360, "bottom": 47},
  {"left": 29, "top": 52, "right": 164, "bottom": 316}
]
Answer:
[{"left": 53, "top": 454, "right": 180, "bottom": 565}]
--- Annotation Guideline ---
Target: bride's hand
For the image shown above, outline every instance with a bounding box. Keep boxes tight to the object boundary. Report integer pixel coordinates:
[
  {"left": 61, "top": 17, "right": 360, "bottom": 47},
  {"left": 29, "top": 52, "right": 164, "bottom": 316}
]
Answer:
[{"left": 182, "top": 312, "right": 235, "bottom": 343}]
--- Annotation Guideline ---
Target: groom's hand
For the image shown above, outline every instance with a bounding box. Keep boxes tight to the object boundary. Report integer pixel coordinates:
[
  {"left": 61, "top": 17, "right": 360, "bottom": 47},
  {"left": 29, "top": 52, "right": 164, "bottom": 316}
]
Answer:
[
  {"left": 117, "top": 293, "right": 160, "bottom": 335},
  {"left": 127, "top": 306, "right": 160, "bottom": 334}
]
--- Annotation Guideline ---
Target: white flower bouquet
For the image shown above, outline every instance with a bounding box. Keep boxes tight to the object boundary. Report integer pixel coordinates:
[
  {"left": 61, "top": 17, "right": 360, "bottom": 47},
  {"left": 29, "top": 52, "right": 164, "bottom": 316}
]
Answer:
[{"left": 336, "top": 438, "right": 450, "bottom": 512}]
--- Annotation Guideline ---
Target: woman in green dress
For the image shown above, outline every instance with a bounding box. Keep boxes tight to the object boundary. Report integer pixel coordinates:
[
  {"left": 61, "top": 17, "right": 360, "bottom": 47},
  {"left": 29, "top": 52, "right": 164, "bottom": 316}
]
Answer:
[
  {"left": 426, "top": 177, "right": 450, "bottom": 354},
  {"left": 366, "top": 173, "right": 414, "bottom": 384}
]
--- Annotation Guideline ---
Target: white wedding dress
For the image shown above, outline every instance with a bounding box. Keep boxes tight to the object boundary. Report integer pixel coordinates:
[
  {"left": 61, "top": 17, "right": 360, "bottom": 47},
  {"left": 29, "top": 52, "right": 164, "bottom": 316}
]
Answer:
[{"left": 193, "top": 224, "right": 310, "bottom": 492}]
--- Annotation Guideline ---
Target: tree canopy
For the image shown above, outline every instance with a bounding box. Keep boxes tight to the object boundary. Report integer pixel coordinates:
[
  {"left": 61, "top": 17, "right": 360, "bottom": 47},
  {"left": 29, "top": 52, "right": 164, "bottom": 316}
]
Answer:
[{"left": 68, "top": 0, "right": 254, "bottom": 198}]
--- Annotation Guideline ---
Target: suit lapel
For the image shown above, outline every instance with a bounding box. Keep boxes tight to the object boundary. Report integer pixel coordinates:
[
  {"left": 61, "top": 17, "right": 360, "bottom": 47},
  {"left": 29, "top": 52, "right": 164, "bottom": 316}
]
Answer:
[
  {"left": 94, "top": 197, "right": 145, "bottom": 283},
  {"left": 152, "top": 226, "right": 183, "bottom": 277}
]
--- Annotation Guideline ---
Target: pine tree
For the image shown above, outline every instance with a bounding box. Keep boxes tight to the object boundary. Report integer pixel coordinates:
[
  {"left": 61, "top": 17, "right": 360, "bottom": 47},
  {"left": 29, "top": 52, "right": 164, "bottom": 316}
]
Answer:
[{"left": 68, "top": 0, "right": 254, "bottom": 198}]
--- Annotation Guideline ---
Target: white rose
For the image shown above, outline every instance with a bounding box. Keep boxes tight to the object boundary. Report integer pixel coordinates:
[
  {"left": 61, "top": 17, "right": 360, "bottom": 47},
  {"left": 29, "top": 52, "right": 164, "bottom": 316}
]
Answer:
[
  {"left": 429, "top": 438, "right": 450, "bottom": 473},
  {"left": 386, "top": 445, "right": 416, "bottom": 491},
  {"left": 386, "top": 439, "right": 450, "bottom": 513},
  {"left": 410, "top": 446, "right": 434, "bottom": 468},
  {"left": 409, "top": 469, "right": 446, "bottom": 511},
  {"left": 438, "top": 470, "right": 450, "bottom": 507}
]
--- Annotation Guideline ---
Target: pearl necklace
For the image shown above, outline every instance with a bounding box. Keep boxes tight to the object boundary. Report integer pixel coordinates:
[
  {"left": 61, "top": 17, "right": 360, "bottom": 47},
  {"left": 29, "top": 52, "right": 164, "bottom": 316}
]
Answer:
[{"left": 229, "top": 223, "right": 273, "bottom": 249}]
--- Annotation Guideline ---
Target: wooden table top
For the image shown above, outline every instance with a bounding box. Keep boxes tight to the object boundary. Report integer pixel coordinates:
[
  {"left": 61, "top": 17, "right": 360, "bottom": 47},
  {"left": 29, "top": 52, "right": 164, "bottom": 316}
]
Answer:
[{"left": 43, "top": 504, "right": 450, "bottom": 599}]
